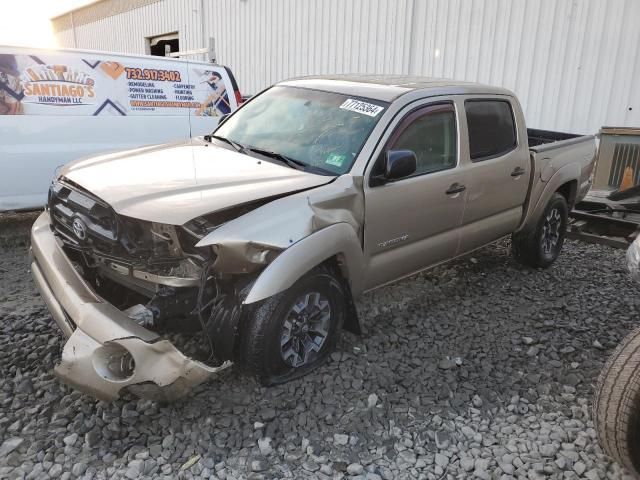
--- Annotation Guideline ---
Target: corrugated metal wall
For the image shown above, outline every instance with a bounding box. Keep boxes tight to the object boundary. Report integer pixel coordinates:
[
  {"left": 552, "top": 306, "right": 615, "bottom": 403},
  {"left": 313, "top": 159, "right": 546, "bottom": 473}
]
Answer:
[{"left": 53, "top": 0, "right": 640, "bottom": 134}]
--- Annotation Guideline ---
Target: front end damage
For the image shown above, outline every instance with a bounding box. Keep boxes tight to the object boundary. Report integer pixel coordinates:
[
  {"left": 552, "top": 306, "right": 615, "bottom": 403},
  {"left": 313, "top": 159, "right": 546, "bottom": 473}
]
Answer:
[
  {"left": 31, "top": 178, "right": 251, "bottom": 401},
  {"left": 30, "top": 206, "right": 235, "bottom": 401},
  {"left": 31, "top": 175, "right": 364, "bottom": 401}
]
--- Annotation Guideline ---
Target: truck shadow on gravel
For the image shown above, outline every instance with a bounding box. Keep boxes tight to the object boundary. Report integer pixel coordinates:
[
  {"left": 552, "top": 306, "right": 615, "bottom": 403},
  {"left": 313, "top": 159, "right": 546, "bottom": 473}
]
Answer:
[{"left": 1, "top": 238, "right": 637, "bottom": 478}]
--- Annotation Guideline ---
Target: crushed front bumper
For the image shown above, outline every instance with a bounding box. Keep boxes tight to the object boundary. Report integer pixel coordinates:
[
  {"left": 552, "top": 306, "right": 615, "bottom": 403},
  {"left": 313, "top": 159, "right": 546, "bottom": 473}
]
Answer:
[{"left": 30, "top": 211, "right": 231, "bottom": 401}]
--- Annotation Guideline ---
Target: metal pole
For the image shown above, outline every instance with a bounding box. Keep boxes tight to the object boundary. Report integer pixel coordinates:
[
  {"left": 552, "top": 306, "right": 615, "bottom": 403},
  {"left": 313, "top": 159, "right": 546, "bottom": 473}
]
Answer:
[
  {"left": 70, "top": 11, "right": 78, "bottom": 48},
  {"left": 200, "top": 0, "right": 206, "bottom": 61}
]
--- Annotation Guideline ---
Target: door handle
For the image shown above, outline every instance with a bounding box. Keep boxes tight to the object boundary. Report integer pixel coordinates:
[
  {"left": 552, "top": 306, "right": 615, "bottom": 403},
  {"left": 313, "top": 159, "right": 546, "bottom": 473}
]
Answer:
[
  {"left": 511, "top": 167, "right": 526, "bottom": 177},
  {"left": 445, "top": 183, "right": 466, "bottom": 195}
]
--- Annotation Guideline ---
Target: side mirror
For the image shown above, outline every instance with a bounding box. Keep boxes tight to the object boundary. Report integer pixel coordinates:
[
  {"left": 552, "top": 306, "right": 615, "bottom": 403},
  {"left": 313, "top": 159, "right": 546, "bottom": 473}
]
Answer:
[{"left": 385, "top": 150, "right": 417, "bottom": 180}]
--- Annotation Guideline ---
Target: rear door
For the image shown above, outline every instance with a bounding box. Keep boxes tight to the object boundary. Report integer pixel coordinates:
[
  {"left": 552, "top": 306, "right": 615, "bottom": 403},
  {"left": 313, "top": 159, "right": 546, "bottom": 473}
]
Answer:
[
  {"left": 363, "top": 101, "right": 467, "bottom": 289},
  {"left": 456, "top": 97, "right": 530, "bottom": 253}
]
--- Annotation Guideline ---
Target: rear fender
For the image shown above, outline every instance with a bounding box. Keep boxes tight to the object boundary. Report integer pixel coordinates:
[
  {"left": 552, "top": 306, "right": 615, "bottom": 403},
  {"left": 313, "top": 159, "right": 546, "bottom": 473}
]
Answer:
[
  {"left": 519, "top": 162, "right": 579, "bottom": 232},
  {"left": 243, "top": 223, "right": 365, "bottom": 304}
]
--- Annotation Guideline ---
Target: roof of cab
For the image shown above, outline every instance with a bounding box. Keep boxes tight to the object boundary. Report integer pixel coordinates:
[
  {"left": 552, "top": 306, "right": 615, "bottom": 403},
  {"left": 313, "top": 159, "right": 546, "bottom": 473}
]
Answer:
[{"left": 279, "top": 74, "right": 514, "bottom": 103}]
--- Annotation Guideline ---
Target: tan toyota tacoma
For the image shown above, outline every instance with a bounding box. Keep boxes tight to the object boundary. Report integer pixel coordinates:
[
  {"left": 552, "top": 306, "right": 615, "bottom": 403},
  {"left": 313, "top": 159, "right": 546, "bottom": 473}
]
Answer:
[{"left": 30, "top": 75, "right": 597, "bottom": 401}]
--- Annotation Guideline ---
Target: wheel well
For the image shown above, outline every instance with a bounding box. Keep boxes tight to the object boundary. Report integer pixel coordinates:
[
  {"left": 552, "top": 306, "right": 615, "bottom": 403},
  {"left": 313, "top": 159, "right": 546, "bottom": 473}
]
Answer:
[
  {"left": 556, "top": 180, "right": 577, "bottom": 208},
  {"left": 322, "top": 255, "right": 361, "bottom": 335}
]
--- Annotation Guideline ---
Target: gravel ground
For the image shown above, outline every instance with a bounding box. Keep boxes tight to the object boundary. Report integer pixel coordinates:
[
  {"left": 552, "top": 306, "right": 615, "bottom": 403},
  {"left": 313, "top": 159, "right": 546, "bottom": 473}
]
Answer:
[
  {"left": 0, "top": 212, "right": 40, "bottom": 250},
  {"left": 0, "top": 219, "right": 638, "bottom": 480}
]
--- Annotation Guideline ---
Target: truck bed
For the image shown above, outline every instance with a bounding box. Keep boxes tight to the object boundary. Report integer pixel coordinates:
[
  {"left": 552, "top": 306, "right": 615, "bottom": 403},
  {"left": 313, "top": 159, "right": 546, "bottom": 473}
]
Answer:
[
  {"left": 528, "top": 128, "right": 591, "bottom": 153},
  {"left": 520, "top": 128, "right": 597, "bottom": 233}
]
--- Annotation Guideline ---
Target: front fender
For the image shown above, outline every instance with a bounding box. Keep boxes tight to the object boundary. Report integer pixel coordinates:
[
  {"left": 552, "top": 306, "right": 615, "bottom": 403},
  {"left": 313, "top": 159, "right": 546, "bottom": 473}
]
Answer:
[{"left": 243, "top": 223, "right": 365, "bottom": 304}]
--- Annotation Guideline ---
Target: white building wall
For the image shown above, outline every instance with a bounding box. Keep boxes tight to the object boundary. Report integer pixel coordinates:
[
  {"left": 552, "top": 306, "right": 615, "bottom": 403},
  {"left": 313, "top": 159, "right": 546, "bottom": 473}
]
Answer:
[{"left": 55, "top": 0, "right": 640, "bottom": 134}]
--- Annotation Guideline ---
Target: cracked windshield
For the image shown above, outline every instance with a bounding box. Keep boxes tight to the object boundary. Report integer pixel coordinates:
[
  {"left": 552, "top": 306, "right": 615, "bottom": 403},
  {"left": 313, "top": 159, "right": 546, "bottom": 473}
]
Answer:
[{"left": 213, "top": 86, "right": 387, "bottom": 175}]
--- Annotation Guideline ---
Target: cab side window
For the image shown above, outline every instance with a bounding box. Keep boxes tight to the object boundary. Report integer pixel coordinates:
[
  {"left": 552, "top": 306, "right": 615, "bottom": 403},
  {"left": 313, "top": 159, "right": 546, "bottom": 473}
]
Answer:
[
  {"left": 390, "top": 104, "right": 457, "bottom": 176},
  {"left": 465, "top": 100, "right": 517, "bottom": 161}
]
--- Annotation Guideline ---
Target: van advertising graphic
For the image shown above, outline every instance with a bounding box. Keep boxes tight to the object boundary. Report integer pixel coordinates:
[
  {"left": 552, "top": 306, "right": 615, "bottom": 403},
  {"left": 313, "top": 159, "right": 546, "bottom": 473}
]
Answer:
[
  {"left": 194, "top": 69, "right": 232, "bottom": 116},
  {"left": 0, "top": 51, "right": 231, "bottom": 117},
  {"left": 21, "top": 64, "right": 95, "bottom": 106},
  {"left": 0, "top": 54, "right": 23, "bottom": 114}
]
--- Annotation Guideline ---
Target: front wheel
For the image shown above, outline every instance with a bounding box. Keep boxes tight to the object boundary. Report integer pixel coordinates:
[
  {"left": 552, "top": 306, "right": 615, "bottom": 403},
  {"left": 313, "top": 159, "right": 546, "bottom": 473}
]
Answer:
[
  {"left": 593, "top": 325, "right": 640, "bottom": 475},
  {"left": 512, "top": 192, "right": 568, "bottom": 268},
  {"left": 239, "top": 265, "right": 347, "bottom": 385}
]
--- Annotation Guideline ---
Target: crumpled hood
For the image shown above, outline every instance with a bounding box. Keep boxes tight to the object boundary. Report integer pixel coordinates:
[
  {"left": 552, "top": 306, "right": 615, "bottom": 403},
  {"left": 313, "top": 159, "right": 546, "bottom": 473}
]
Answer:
[{"left": 60, "top": 139, "right": 334, "bottom": 225}]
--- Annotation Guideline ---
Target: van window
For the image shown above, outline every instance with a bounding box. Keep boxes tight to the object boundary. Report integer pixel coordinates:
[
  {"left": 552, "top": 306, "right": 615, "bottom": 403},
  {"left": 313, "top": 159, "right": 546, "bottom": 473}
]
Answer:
[{"left": 465, "top": 100, "right": 517, "bottom": 160}]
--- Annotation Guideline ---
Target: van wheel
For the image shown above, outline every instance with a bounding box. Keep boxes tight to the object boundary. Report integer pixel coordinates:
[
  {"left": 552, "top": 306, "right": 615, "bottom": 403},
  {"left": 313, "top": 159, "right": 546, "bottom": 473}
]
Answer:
[
  {"left": 512, "top": 192, "right": 568, "bottom": 268},
  {"left": 593, "top": 325, "right": 640, "bottom": 475},
  {"left": 240, "top": 265, "right": 346, "bottom": 385}
]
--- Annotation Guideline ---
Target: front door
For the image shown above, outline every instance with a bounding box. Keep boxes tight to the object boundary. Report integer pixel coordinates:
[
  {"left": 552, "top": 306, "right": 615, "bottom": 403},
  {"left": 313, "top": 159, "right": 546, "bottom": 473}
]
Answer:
[{"left": 363, "top": 101, "right": 467, "bottom": 290}]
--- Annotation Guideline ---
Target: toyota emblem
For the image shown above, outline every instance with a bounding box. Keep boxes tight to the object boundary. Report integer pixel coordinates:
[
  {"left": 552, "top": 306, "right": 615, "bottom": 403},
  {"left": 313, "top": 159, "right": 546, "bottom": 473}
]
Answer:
[{"left": 72, "top": 218, "right": 87, "bottom": 241}]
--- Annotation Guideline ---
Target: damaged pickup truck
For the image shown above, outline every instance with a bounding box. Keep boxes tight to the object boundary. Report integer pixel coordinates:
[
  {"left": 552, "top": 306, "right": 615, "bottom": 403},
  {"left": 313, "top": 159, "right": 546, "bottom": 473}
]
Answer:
[{"left": 30, "top": 75, "right": 597, "bottom": 401}]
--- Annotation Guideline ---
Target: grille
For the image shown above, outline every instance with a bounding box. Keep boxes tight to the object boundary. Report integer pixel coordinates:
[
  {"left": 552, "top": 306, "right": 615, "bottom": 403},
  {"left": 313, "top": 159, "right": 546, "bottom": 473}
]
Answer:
[
  {"left": 607, "top": 142, "right": 640, "bottom": 188},
  {"left": 49, "top": 178, "right": 119, "bottom": 250}
]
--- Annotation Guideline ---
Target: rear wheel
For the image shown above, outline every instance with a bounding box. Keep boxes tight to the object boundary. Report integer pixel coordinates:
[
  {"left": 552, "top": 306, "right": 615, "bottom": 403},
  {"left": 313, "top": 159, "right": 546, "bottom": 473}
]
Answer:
[
  {"left": 593, "top": 325, "right": 640, "bottom": 475},
  {"left": 240, "top": 265, "right": 347, "bottom": 385},
  {"left": 512, "top": 192, "right": 568, "bottom": 268}
]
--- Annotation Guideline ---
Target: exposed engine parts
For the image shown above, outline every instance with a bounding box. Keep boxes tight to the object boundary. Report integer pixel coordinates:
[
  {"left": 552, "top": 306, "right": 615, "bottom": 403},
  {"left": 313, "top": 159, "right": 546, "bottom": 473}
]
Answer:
[{"left": 49, "top": 178, "right": 252, "bottom": 364}]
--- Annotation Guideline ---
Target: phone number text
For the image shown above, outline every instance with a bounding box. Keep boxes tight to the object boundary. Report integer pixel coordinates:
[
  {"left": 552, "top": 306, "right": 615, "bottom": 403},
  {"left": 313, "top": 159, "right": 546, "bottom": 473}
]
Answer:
[{"left": 125, "top": 68, "right": 182, "bottom": 82}]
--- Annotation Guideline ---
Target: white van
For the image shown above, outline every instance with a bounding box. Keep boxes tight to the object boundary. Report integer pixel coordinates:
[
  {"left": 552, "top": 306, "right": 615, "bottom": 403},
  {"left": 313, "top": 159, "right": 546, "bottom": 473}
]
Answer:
[{"left": 0, "top": 45, "right": 242, "bottom": 211}]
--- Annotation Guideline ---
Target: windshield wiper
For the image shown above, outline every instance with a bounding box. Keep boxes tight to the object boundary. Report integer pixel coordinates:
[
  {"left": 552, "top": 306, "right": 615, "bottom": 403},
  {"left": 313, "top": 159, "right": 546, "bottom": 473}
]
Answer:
[
  {"left": 246, "top": 147, "right": 308, "bottom": 170},
  {"left": 207, "top": 134, "right": 246, "bottom": 154},
  {"left": 207, "top": 139, "right": 332, "bottom": 175}
]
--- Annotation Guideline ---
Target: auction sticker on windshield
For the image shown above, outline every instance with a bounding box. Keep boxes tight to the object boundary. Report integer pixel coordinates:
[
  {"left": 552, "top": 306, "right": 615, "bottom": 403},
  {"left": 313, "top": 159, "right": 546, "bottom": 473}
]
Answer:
[
  {"left": 325, "top": 153, "right": 347, "bottom": 167},
  {"left": 340, "top": 99, "right": 384, "bottom": 117}
]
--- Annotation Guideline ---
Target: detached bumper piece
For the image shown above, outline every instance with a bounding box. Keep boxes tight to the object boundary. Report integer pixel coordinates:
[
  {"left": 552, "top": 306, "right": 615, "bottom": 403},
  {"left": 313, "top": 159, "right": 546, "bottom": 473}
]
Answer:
[
  {"left": 30, "top": 211, "right": 231, "bottom": 401},
  {"left": 569, "top": 187, "right": 640, "bottom": 249}
]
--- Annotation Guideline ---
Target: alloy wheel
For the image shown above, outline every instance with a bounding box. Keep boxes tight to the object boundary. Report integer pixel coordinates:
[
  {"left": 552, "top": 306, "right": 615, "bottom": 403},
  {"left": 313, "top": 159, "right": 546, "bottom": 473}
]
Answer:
[
  {"left": 541, "top": 207, "right": 562, "bottom": 255},
  {"left": 279, "top": 292, "right": 331, "bottom": 368}
]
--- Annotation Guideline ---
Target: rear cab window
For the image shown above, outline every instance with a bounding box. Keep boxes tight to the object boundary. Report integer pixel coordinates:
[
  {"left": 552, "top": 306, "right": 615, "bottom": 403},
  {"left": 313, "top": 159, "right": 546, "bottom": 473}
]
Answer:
[{"left": 464, "top": 99, "right": 517, "bottom": 161}]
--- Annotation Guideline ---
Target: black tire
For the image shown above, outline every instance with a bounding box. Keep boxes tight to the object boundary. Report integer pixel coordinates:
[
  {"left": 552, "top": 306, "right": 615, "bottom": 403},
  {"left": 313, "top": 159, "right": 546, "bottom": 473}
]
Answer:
[
  {"left": 239, "top": 265, "right": 347, "bottom": 385},
  {"left": 512, "top": 192, "right": 568, "bottom": 268},
  {"left": 593, "top": 325, "right": 640, "bottom": 475}
]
